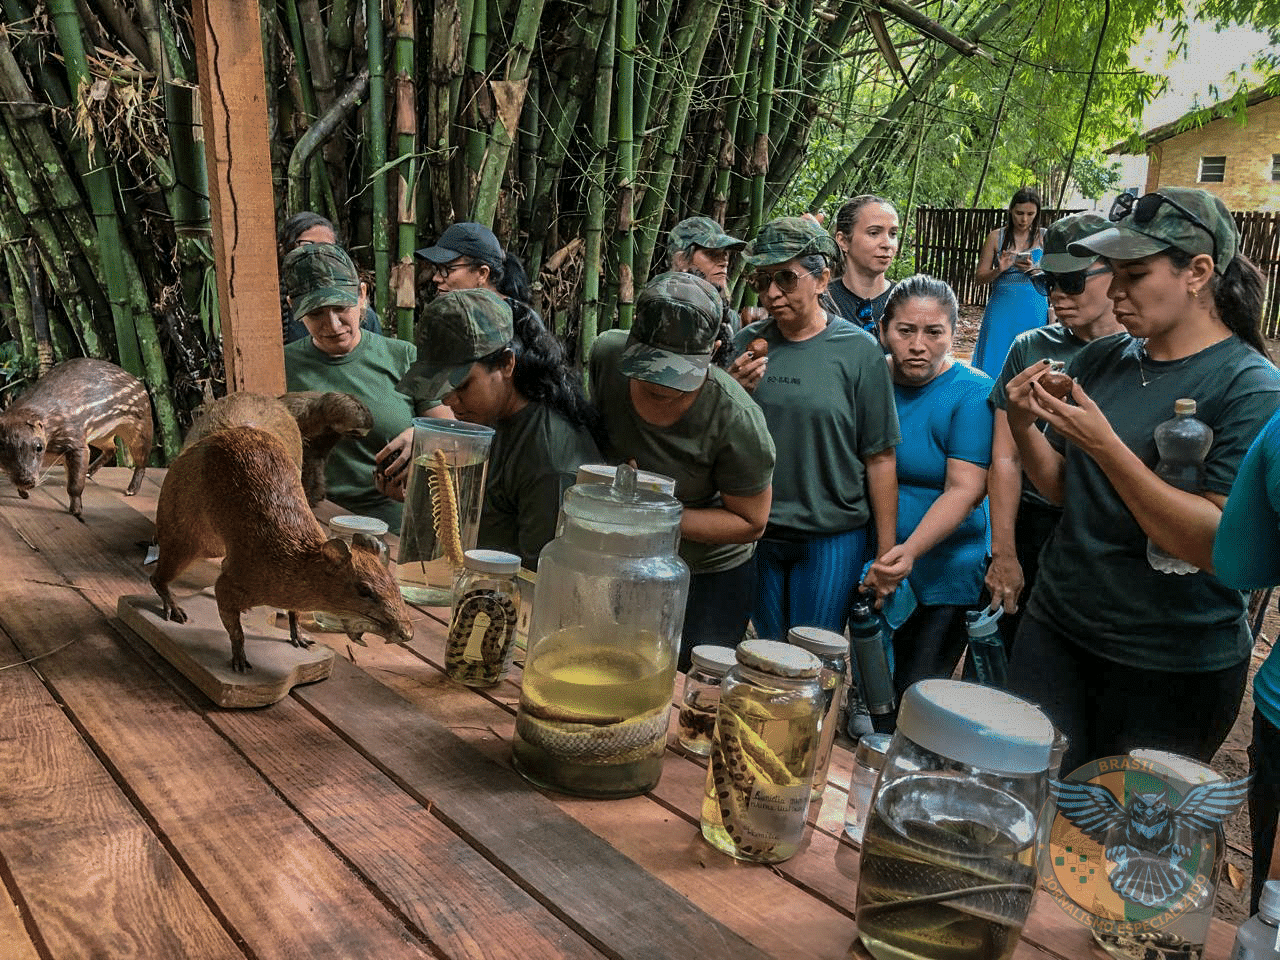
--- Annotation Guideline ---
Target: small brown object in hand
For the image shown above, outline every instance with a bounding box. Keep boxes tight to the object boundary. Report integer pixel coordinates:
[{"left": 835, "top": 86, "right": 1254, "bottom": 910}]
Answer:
[
  {"left": 748, "top": 337, "right": 769, "bottom": 358},
  {"left": 1038, "top": 361, "right": 1073, "bottom": 401}
]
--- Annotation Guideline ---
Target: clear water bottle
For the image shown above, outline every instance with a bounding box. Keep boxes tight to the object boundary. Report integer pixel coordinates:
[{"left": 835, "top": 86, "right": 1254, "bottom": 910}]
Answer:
[
  {"left": 849, "top": 600, "right": 896, "bottom": 734},
  {"left": 966, "top": 606, "right": 1008, "bottom": 688},
  {"left": 1147, "top": 398, "right": 1213, "bottom": 575},
  {"left": 1233, "top": 879, "right": 1280, "bottom": 959}
]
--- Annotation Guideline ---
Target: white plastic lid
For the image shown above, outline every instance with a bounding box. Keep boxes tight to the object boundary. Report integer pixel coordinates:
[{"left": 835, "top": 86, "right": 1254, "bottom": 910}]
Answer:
[
  {"left": 897, "top": 679, "right": 1054, "bottom": 775},
  {"left": 854, "top": 732, "right": 892, "bottom": 770},
  {"left": 689, "top": 644, "right": 738, "bottom": 675},
  {"left": 787, "top": 626, "right": 847, "bottom": 658},
  {"left": 1129, "top": 749, "right": 1221, "bottom": 785},
  {"left": 576, "top": 463, "right": 678, "bottom": 496},
  {"left": 736, "top": 638, "right": 820, "bottom": 679},
  {"left": 1261, "top": 879, "right": 1280, "bottom": 922},
  {"left": 329, "top": 515, "right": 389, "bottom": 537},
  {"left": 463, "top": 549, "right": 521, "bottom": 575}
]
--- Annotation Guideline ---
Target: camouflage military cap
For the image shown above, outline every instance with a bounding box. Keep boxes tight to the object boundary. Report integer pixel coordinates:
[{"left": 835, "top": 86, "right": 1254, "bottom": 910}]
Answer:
[
  {"left": 283, "top": 242, "right": 361, "bottom": 323},
  {"left": 1041, "top": 212, "right": 1113, "bottom": 273},
  {"left": 621, "top": 272, "right": 722, "bottom": 391},
  {"left": 667, "top": 216, "right": 746, "bottom": 258},
  {"left": 397, "top": 289, "right": 514, "bottom": 403},
  {"left": 742, "top": 216, "right": 840, "bottom": 268},
  {"left": 1069, "top": 187, "right": 1237, "bottom": 275}
]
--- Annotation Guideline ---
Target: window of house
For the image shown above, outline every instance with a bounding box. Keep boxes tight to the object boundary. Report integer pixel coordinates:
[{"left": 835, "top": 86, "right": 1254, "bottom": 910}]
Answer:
[
  {"left": 1273, "top": 154, "right": 1280, "bottom": 182},
  {"left": 1198, "top": 156, "right": 1226, "bottom": 183}
]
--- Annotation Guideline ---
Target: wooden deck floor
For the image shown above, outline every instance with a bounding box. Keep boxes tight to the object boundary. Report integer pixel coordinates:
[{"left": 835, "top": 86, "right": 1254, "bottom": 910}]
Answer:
[{"left": 0, "top": 467, "right": 1236, "bottom": 959}]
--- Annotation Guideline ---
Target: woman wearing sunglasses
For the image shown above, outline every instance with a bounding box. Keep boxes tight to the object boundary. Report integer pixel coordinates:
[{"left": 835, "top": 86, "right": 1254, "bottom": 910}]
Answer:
[
  {"left": 984, "top": 212, "right": 1124, "bottom": 654},
  {"left": 971, "top": 187, "right": 1049, "bottom": 379},
  {"left": 1002, "top": 187, "right": 1280, "bottom": 776},
  {"left": 867, "top": 275, "right": 993, "bottom": 694},
  {"left": 828, "top": 194, "right": 900, "bottom": 336},
  {"left": 730, "top": 216, "right": 900, "bottom": 641}
]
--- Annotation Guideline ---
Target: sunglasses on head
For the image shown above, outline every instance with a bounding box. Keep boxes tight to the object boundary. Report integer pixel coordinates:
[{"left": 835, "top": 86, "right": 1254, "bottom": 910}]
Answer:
[
  {"left": 1108, "top": 192, "right": 1217, "bottom": 263},
  {"left": 1032, "top": 265, "right": 1111, "bottom": 297},
  {"left": 748, "top": 268, "right": 811, "bottom": 295}
]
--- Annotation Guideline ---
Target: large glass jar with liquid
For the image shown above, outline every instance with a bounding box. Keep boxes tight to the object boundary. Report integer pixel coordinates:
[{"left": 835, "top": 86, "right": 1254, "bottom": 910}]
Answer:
[
  {"left": 856, "top": 679, "right": 1055, "bottom": 960},
  {"left": 512, "top": 465, "right": 689, "bottom": 798}
]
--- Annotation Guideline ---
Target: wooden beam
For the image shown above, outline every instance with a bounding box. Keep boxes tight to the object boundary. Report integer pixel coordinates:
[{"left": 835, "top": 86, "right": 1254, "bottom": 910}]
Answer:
[{"left": 190, "top": 0, "right": 285, "bottom": 394}]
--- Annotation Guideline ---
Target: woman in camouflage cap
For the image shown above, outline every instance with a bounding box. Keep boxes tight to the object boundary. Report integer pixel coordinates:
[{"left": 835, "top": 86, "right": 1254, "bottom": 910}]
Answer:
[
  {"left": 730, "top": 216, "right": 901, "bottom": 643},
  {"left": 1003, "top": 186, "right": 1280, "bottom": 775}
]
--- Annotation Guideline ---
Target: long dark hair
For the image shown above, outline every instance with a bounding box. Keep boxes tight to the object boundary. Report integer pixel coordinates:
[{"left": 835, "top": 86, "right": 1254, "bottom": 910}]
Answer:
[
  {"left": 881, "top": 274, "right": 959, "bottom": 331},
  {"left": 1000, "top": 188, "right": 1043, "bottom": 253},
  {"left": 478, "top": 303, "right": 607, "bottom": 447},
  {"left": 833, "top": 194, "right": 896, "bottom": 279},
  {"left": 279, "top": 211, "right": 338, "bottom": 256},
  {"left": 1166, "top": 248, "right": 1270, "bottom": 357},
  {"left": 489, "top": 252, "right": 533, "bottom": 304}
]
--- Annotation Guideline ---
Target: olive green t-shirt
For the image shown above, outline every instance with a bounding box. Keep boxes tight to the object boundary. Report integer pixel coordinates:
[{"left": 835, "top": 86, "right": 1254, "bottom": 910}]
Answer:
[
  {"left": 732, "top": 315, "right": 899, "bottom": 535},
  {"left": 285, "top": 332, "right": 419, "bottom": 529},
  {"left": 589, "top": 330, "right": 775, "bottom": 574},
  {"left": 478, "top": 401, "right": 601, "bottom": 570},
  {"left": 1028, "top": 333, "right": 1280, "bottom": 671}
]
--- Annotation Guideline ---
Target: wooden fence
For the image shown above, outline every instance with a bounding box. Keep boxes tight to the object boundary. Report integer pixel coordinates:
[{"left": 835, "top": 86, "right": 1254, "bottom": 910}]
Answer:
[{"left": 914, "top": 206, "right": 1280, "bottom": 338}]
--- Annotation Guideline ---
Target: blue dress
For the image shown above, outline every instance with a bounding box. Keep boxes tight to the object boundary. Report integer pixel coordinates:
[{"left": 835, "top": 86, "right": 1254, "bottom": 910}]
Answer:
[{"left": 971, "top": 228, "right": 1048, "bottom": 379}]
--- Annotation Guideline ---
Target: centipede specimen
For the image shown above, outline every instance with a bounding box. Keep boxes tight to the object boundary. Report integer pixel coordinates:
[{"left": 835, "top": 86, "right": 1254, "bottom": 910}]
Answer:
[{"left": 428, "top": 448, "right": 466, "bottom": 566}]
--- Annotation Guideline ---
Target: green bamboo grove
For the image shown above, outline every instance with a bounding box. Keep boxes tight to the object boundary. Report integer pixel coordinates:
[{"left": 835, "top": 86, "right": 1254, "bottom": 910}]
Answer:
[{"left": 0, "top": 0, "right": 1196, "bottom": 463}]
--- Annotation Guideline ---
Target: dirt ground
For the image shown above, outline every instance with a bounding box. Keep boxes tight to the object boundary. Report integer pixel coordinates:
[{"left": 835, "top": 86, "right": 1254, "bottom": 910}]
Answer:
[{"left": 951, "top": 309, "right": 1279, "bottom": 923}]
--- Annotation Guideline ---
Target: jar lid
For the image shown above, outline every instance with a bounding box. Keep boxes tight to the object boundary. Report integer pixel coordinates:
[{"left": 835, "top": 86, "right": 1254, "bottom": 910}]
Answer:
[
  {"left": 562, "top": 464, "right": 683, "bottom": 529},
  {"left": 735, "top": 638, "right": 820, "bottom": 679},
  {"left": 463, "top": 549, "right": 521, "bottom": 575},
  {"left": 854, "top": 732, "right": 892, "bottom": 770},
  {"left": 1261, "top": 879, "right": 1280, "bottom": 923},
  {"left": 1129, "top": 749, "right": 1222, "bottom": 785},
  {"left": 329, "top": 515, "right": 389, "bottom": 537},
  {"left": 576, "top": 463, "right": 677, "bottom": 497},
  {"left": 787, "top": 626, "right": 846, "bottom": 658},
  {"left": 1174, "top": 398, "right": 1197, "bottom": 415},
  {"left": 689, "top": 644, "right": 737, "bottom": 675},
  {"left": 897, "top": 679, "right": 1054, "bottom": 775}
]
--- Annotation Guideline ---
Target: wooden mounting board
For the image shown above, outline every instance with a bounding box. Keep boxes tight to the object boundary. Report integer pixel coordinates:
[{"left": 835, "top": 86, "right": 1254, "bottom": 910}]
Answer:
[{"left": 115, "top": 593, "right": 333, "bottom": 708}]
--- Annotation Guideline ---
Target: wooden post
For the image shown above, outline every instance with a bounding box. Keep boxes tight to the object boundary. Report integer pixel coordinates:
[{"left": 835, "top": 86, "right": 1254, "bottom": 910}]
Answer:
[{"left": 190, "top": 0, "right": 285, "bottom": 394}]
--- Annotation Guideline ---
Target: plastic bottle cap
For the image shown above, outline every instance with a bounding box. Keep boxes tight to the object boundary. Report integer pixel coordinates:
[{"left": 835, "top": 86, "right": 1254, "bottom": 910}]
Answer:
[
  {"left": 576, "top": 463, "right": 678, "bottom": 496},
  {"left": 854, "top": 732, "right": 892, "bottom": 770},
  {"left": 964, "top": 606, "right": 1002, "bottom": 637},
  {"left": 787, "top": 626, "right": 847, "bottom": 658},
  {"left": 1260, "top": 879, "right": 1280, "bottom": 922},
  {"left": 462, "top": 549, "right": 521, "bottom": 575},
  {"left": 689, "top": 644, "right": 738, "bottom": 675},
  {"left": 736, "top": 638, "right": 821, "bottom": 679},
  {"left": 329, "top": 515, "right": 390, "bottom": 537},
  {"left": 897, "top": 679, "right": 1054, "bottom": 774}
]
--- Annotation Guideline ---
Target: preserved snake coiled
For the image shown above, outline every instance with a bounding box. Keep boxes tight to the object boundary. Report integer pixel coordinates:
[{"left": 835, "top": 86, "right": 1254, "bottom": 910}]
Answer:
[{"left": 444, "top": 587, "right": 519, "bottom": 686}]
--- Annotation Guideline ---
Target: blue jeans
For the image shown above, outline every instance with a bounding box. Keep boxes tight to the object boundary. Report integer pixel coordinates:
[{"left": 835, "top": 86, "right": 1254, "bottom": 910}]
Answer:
[{"left": 752, "top": 527, "right": 869, "bottom": 641}]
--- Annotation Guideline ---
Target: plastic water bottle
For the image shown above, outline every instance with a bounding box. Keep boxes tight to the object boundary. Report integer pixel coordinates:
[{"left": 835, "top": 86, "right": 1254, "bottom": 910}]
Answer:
[
  {"left": 966, "top": 606, "right": 1008, "bottom": 688},
  {"left": 848, "top": 600, "right": 896, "bottom": 733},
  {"left": 1147, "top": 398, "right": 1213, "bottom": 575},
  {"left": 1231, "top": 879, "right": 1280, "bottom": 959}
]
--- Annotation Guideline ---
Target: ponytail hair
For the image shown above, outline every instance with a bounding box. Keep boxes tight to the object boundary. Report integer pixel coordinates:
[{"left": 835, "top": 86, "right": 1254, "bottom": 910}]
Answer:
[
  {"left": 881, "top": 274, "right": 959, "bottom": 330},
  {"left": 1167, "top": 249, "right": 1269, "bottom": 358},
  {"left": 480, "top": 302, "right": 607, "bottom": 448},
  {"left": 488, "top": 251, "right": 534, "bottom": 305}
]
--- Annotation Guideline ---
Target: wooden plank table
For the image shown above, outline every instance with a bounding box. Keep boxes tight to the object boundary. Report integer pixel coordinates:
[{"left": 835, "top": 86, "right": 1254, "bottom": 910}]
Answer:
[{"left": 0, "top": 467, "right": 1238, "bottom": 959}]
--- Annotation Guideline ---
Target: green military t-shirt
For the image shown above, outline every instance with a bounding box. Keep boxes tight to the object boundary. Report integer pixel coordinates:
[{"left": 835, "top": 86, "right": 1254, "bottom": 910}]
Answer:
[
  {"left": 989, "top": 325, "right": 1126, "bottom": 511},
  {"left": 285, "top": 332, "right": 418, "bottom": 529},
  {"left": 479, "top": 401, "right": 601, "bottom": 570},
  {"left": 732, "top": 315, "right": 899, "bottom": 535},
  {"left": 589, "top": 330, "right": 775, "bottom": 574},
  {"left": 1027, "top": 333, "right": 1280, "bottom": 671}
]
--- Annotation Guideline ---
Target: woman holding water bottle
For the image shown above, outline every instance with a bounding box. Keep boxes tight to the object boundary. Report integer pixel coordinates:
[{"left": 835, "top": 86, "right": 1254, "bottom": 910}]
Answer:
[{"left": 1003, "top": 187, "right": 1280, "bottom": 776}]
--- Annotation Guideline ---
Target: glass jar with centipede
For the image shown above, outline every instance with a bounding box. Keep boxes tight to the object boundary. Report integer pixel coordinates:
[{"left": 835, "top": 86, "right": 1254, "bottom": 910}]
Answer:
[
  {"left": 445, "top": 549, "right": 521, "bottom": 687},
  {"left": 700, "top": 639, "right": 824, "bottom": 864},
  {"left": 512, "top": 464, "right": 689, "bottom": 799}
]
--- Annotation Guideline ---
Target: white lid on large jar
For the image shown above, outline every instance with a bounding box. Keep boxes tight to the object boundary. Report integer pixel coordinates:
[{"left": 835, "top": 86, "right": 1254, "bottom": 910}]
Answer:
[
  {"left": 329, "top": 515, "right": 389, "bottom": 537},
  {"left": 689, "top": 644, "right": 738, "bottom": 675},
  {"left": 463, "top": 549, "right": 521, "bottom": 575},
  {"left": 736, "top": 638, "right": 820, "bottom": 679},
  {"left": 897, "top": 679, "right": 1054, "bottom": 775},
  {"left": 576, "top": 463, "right": 677, "bottom": 496},
  {"left": 563, "top": 464, "right": 683, "bottom": 529},
  {"left": 787, "top": 626, "right": 846, "bottom": 658}
]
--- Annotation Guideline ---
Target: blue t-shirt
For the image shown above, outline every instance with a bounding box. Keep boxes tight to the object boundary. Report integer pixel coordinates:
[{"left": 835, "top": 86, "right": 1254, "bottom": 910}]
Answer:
[
  {"left": 1214, "top": 408, "right": 1280, "bottom": 727},
  {"left": 892, "top": 362, "right": 994, "bottom": 605}
]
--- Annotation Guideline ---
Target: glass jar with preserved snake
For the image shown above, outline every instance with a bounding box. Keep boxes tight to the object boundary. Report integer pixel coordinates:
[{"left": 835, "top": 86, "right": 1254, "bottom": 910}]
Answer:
[{"left": 445, "top": 549, "right": 521, "bottom": 687}]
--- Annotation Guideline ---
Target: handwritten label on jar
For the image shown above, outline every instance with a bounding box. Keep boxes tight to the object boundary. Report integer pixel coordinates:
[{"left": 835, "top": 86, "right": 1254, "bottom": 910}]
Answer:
[{"left": 740, "top": 782, "right": 811, "bottom": 846}]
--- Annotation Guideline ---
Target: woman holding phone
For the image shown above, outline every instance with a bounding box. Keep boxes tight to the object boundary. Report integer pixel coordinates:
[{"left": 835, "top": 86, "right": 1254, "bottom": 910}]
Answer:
[{"left": 971, "top": 187, "right": 1048, "bottom": 378}]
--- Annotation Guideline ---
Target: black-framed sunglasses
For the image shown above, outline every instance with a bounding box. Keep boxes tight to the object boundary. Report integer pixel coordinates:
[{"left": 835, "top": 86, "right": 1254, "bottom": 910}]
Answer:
[
  {"left": 1108, "top": 191, "right": 1217, "bottom": 262},
  {"left": 1032, "top": 265, "right": 1111, "bottom": 297},
  {"left": 748, "top": 267, "right": 815, "bottom": 295}
]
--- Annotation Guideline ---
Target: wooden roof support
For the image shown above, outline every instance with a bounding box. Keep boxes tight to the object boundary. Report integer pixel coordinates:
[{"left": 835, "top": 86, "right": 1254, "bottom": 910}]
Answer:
[{"left": 191, "top": 0, "right": 286, "bottom": 395}]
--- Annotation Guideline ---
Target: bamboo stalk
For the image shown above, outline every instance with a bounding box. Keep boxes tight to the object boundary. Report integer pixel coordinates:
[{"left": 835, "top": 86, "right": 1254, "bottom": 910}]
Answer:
[
  {"left": 612, "top": 0, "right": 636, "bottom": 330},
  {"left": 393, "top": 0, "right": 417, "bottom": 338},
  {"left": 749, "top": 4, "right": 779, "bottom": 232},
  {"left": 581, "top": 2, "right": 616, "bottom": 363},
  {"left": 427, "top": 0, "right": 462, "bottom": 232},
  {"left": 366, "top": 0, "right": 389, "bottom": 317},
  {"left": 714, "top": 0, "right": 763, "bottom": 223},
  {"left": 463, "top": 0, "right": 488, "bottom": 206}
]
